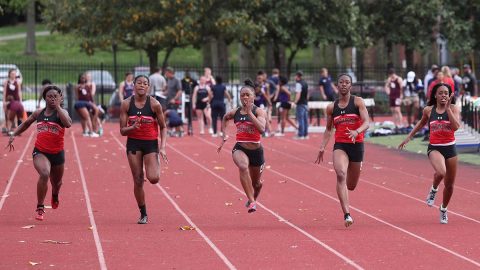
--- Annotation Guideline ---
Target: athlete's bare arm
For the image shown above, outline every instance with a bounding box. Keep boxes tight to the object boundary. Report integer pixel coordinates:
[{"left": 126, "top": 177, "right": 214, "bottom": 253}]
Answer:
[
  {"left": 119, "top": 98, "right": 139, "bottom": 136},
  {"left": 152, "top": 98, "right": 168, "bottom": 163},
  {"left": 399, "top": 106, "right": 432, "bottom": 149},
  {"left": 315, "top": 103, "right": 334, "bottom": 163}
]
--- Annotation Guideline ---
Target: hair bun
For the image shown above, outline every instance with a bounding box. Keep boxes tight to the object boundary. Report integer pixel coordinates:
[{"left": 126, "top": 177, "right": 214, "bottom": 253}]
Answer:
[{"left": 244, "top": 78, "right": 256, "bottom": 88}]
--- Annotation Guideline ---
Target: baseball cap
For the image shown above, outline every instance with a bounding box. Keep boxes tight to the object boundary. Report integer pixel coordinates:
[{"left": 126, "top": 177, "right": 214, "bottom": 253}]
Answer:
[
  {"left": 296, "top": 70, "right": 303, "bottom": 77},
  {"left": 406, "top": 71, "right": 415, "bottom": 83},
  {"left": 463, "top": 64, "right": 471, "bottom": 69}
]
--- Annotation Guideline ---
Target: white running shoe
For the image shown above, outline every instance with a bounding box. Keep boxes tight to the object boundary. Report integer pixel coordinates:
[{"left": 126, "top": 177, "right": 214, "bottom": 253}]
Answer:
[
  {"left": 212, "top": 133, "right": 218, "bottom": 138},
  {"left": 344, "top": 214, "right": 354, "bottom": 227},
  {"left": 208, "top": 128, "right": 214, "bottom": 134},
  {"left": 440, "top": 205, "right": 448, "bottom": 224},
  {"left": 426, "top": 186, "right": 438, "bottom": 207},
  {"left": 89, "top": 132, "right": 100, "bottom": 138}
]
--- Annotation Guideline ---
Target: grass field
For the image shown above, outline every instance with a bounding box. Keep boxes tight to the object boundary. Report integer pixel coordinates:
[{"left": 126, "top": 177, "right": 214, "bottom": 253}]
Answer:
[{"left": 366, "top": 134, "right": 480, "bottom": 166}]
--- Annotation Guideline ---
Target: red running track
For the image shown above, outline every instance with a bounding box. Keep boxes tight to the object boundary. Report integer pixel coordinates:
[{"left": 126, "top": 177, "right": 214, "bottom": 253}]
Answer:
[{"left": 0, "top": 122, "right": 479, "bottom": 269}]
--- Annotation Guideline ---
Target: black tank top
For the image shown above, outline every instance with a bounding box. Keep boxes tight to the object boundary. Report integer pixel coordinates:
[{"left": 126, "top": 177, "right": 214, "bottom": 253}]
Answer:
[
  {"left": 196, "top": 87, "right": 209, "bottom": 104},
  {"left": 37, "top": 109, "right": 64, "bottom": 127},
  {"left": 332, "top": 95, "right": 359, "bottom": 118},
  {"left": 233, "top": 106, "right": 258, "bottom": 124},
  {"left": 128, "top": 95, "right": 155, "bottom": 117}
]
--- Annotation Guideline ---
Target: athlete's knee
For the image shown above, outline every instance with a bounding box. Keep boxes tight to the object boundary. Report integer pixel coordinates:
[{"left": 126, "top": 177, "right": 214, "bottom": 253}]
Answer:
[
  {"left": 443, "top": 181, "right": 454, "bottom": 191},
  {"left": 38, "top": 169, "right": 50, "bottom": 180},
  {"left": 434, "top": 171, "right": 446, "bottom": 180},
  {"left": 335, "top": 170, "right": 347, "bottom": 181},
  {"left": 238, "top": 164, "right": 249, "bottom": 172},
  {"left": 147, "top": 175, "right": 159, "bottom": 184},
  {"left": 133, "top": 174, "right": 144, "bottom": 186}
]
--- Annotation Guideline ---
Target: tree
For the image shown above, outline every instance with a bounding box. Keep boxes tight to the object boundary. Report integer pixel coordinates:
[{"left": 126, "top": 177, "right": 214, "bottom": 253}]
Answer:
[
  {"left": 43, "top": 0, "right": 201, "bottom": 72},
  {"left": 0, "top": 0, "right": 37, "bottom": 55},
  {"left": 249, "top": 0, "right": 360, "bottom": 76},
  {"left": 366, "top": 0, "right": 443, "bottom": 69}
]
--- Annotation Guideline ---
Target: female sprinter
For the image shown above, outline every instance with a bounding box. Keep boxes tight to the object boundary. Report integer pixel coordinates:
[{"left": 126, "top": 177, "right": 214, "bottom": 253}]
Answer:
[
  {"left": 315, "top": 74, "right": 370, "bottom": 227},
  {"left": 217, "top": 79, "right": 267, "bottom": 213},
  {"left": 119, "top": 75, "right": 168, "bottom": 224},
  {"left": 274, "top": 75, "right": 297, "bottom": 136},
  {"left": 6, "top": 85, "right": 72, "bottom": 221},
  {"left": 192, "top": 76, "right": 212, "bottom": 135},
  {"left": 399, "top": 83, "right": 459, "bottom": 224}
]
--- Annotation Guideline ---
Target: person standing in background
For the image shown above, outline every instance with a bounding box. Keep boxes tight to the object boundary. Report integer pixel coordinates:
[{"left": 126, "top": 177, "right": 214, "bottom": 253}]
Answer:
[
  {"left": 294, "top": 71, "right": 309, "bottom": 139},
  {"left": 149, "top": 67, "right": 167, "bottom": 109},
  {"left": 385, "top": 68, "right": 404, "bottom": 129}
]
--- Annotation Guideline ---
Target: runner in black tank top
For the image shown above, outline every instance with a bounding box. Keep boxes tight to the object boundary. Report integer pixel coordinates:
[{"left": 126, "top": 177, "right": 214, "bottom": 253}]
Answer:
[
  {"left": 315, "top": 74, "right": 370, "bottom": 227},
  {"left": 120, "top": 75, "right": 168, "bottom": 224},
  {"left": 192, "top": 76, "right": 212, "bottom": 135},
  {"left": 399, "top": 83, "right": 460, "bottom": 224},
  {"left": 6, "top": 85, "right": 72, "bottom": 221}
]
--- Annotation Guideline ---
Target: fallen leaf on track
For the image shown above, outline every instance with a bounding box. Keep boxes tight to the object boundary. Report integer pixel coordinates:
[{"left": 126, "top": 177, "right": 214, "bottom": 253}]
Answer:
[
  {"left": 21, "top": 225, "right": 35, "bottom": 229},
  {"left": 179, "top": 225, "right": 196, "bottom": 231},
  {"left": 373, "top": 166, "right": 382, "bottom": 170},
  {"left": 29, "top": 261, "right": 40, "bottom": 266},
  {"left": 88, "top": 226, "right": 93, "bottom": 230},
  {"left": 224, "top": 202, "right": 233, "bottom": 206},
  {"left": 213, "top": 166, "right": 225, "bottom": 170},
  {"left": 173, "top": 171, "right": 183, "bottom": 175},
  {"left": 278, "top": 180, "right": 287, "bottom": 183},
  {"left": 266, "top": 165, "right": 271, "bottom": 169},
  {"left": 42, "top": 240, "right": 72, "bottom": 245}
]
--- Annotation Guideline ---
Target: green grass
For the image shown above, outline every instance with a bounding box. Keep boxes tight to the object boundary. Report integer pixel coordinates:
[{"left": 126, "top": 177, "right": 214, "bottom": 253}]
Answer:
[
  {"left": 0, "top": 23, "right": 48, "bottom": 36},
  {"left": 366, "top": 135, "right": 480, "bottom": 166}
]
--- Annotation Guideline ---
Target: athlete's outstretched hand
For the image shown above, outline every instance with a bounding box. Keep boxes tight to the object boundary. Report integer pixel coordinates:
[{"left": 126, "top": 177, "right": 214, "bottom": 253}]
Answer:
[
  {"left": 159, "top": 148, "right": 168, "bottom": 164},
  {"left": 346, "top": 128, "right": 359, "bottom": 144},
  {"left": 315, "top": 147, "right": 325, "bottom": 164},
  {"left": 5, "top": 135, "right": 15, "bottom": 152},
  {"left": 398, "top": 137, "right": 411, "bottom": 150},
  {"left": 217, "top": 136, "right": 228, "bottom": 153}
]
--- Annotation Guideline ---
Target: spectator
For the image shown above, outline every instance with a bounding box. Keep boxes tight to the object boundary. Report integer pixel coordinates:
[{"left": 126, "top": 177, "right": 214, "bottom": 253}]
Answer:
[
  {"left": 37, "top": 79, "right": 53, "bottom": 108},
  {"left": 118, "top": 72, "right": 135, "bottom": 100},
  {"left": 274, "top": 75, "right": 297, "bottom": 136},
  {"left": 267, "top": 68, "right": 280, "bottom": 127},
  {"left": 74, "top": 74, "right": 99, "bottom": 137},
  {"left": 84, "top": 71, "right": 103, "bottom": 135},
  {"left": 462, "top": 64, "right": 478, "bottom": 97},
  {"left": 294, "top": 71, "right": 309, "bottom": 139},
  {"left": 192, "top": 76, "right": 212, "bottom": 135},
  {"left": 451, "top": 67, "right": 463, "bottom": 96},
  {"left": 385, "top": 68, "right": 404, "bottom": 129},
  {"left": 164, "top": 105, "right": 184, "bottom": 137},
  {"left": 2, "top": 68, "right": 24, "bottom": 135},
  {"left": 319, "top": 68, "right": 338, "bottom": 102},
  {"left": 165, "top": 67, "right": 183, "bottom": 110},
  {"left": 149, "top": 67, "right": 167, "bottom": 108},
  {"left": 203, "top": 67, "right": 216, "bottom": 87},
  {"left": 402, "top": 71, "right": 423, "bottom": 126},
  {"left": 210, "top": 76, "right": 232, "bottom": 137},
  {"left": 424, "top": 64, "right": 439, "bottom": 91},
  {"left": 181, "top": 69, "right": 198, "bottom": 134},
  {"left": 255, "top": 70, "right": 272, "bottom": 136}
]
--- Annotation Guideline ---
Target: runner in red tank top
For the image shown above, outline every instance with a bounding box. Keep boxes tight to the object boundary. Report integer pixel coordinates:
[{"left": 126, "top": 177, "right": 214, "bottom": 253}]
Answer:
[
  {"left": 6, "top": 85, "right": 72, "bottom": 221},
  {"left": 399, "top": 83, "right": 460, "bottom": 224},
  {"left": 120, "top": 75, "right": 168, "bottom": 224},
  {"left": 315, "top": 74, "right": 370, "bottom": 227},
  {"left": 217, "top": 79, "right": 267, "bottom": 213}
]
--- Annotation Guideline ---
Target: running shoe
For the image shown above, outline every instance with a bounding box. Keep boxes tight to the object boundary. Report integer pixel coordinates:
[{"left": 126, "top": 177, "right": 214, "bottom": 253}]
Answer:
[
  {"left": 137, "top": 215, "right": 148, "bottom": 224},
  {"left": 426, "top": 186, "right": 438, "bottom": 207},
  {"left": 51, "top": 197, "right": 59, "bottom": 209},
  {"left": 209, "top": 128, "right": 214, "bottom": 134},
  {"left": 89, "top": 132, "right": 100, "bottom": 138},
  {"left": 82, "top": 132, "right": 89, "bottom": 137},
  {"left": 35, "top": 208, "right": 45, "bottom": 221},
  {"left": 246, "top": 201, "right": 257, "bottom": 213},
  {"left": 344, "top": 213, "right": 354, "bottom": 227},
  {"left": 440, "top": 205, "right": 448, "bottom": 224}
]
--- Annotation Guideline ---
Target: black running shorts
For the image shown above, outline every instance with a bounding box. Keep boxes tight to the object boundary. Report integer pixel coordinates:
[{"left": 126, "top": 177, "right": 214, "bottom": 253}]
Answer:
[
  {"left": 427, "top": 144, "right": 457, "bottom": 160},
  {"left": 126, "top": 138, "right": 159, "bottom": 156},
  {"left": 32, "top": 147, "right": 65, "bottom": 166},
  {"left": 333, "top": 142, "right": 364, "bottom": 162},
  {"left": 232, "top": 142, "right": 265, "bottom": 167}
]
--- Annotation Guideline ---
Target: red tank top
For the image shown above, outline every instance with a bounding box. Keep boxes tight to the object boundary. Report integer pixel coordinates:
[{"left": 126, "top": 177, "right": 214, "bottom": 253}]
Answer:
[
  {"left": 333, "top": 96, "right": 364, "bottom": 143},
  {"left": 429, "top": 106, "right": 455, "bottom": 145},
  {"left": 234, "top": 107, "right": 262, "bottom": 143},
  {"left": 127, "top": 96, "right": 159, "bottom": 140},
  {"left": 35, "top": 109, "right": 65, "bottom": 154}
]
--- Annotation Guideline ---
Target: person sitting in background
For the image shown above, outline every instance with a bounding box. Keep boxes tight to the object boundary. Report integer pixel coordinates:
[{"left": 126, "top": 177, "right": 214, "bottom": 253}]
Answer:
[
  {"left": 402, "top": 71, "right": 423, "bottom": 126},
  {"left": 119, "top": 72, "right": 135, "bottom": 100},
  {"left": 164, "top": 105, "right": 184, "bottom": 137}
]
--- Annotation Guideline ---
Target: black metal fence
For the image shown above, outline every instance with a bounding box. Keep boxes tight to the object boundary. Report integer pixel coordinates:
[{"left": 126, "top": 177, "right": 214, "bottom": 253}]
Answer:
[{"left": 461, "top": 98, "right": 480, "bottom": 134}]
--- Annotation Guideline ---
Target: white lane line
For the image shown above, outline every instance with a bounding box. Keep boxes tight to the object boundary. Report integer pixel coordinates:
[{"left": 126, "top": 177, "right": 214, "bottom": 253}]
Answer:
[
  {"left": 72, "top": 132, "right": 107, "bottom": 270},
  {"left": 0, "top": 131, "right": 35, "bottom": 211},
  {"left": 197, "top": 137, "right": 480, "bottom": 268},
  {"left": 110, "top": 132, "right": 237, "bottom": 270},
  {"left": 170, "top": 139, "right": 364, "bottom": 270},
  {"left": 263, "top": 142, "right": 480, "bottom": 224},
  {"left": 278, "top": 137, "right": 480, "bottom": 196}
]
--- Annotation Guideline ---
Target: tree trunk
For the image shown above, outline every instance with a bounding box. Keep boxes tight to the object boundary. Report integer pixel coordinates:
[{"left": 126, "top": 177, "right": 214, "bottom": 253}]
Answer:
[
  {"left": 405, "top": 47, "right": 414, "bottom": 71},
  {"left": 216, "top": 38, "right": 229, "bottom": 82},
  {"left": 147, "top": 47, "right": 158, "bottom": 74},
  {"left": 239, "top": 43, "right": 259, "bottom": 81},
  {"left": 286, "top": 49, "right": 298, "bottom": 79},
  {"left": 273, "top": 42, "right": 286, "bottom": 74},
  {"left": 335, "top": 45, "right": 343, "bottom": 71},
  {"left": 161, "top": 47, "right": 174, "bottom": 72},
  {"left": 202, "top": 37, "right": 213, "bottom": 69},
  {"left": 24, "top": 0, "right": 36, "bottom": 55},
  {"left": 265, "top": 41, "right": 275, "bottom": 72}
]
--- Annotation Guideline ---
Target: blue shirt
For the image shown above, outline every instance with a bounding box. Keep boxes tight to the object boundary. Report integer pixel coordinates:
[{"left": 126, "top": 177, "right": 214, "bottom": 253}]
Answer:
[
  {"left": 211, "top": 84, "right": 226, "bottom": 103},
  {"left": 319, "top": 76, "right": 334, "bottom": 98}
]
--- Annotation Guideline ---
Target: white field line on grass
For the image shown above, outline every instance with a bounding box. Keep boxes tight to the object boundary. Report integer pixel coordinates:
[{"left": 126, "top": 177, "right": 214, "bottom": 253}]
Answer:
[
  {"left": 197, "top": 136, "right": 480, "bottom": 268},
  {"left": 268, "top": 138, "right": 480, "bottom": 224},
  {"left": 110, "top": 132, "right": 237, "bottom": 270},
  {"left": 279, "top": 137, "right": 480, "bottom": 196},
  {"left": 72, "top": 133, "right": 108, "bottom": 270},
  {"left": 171, "top": 138, "right": 364, "bottom": 270},
  {"left": 0, "top": 131, "right": 35, "bottom": 211}
]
